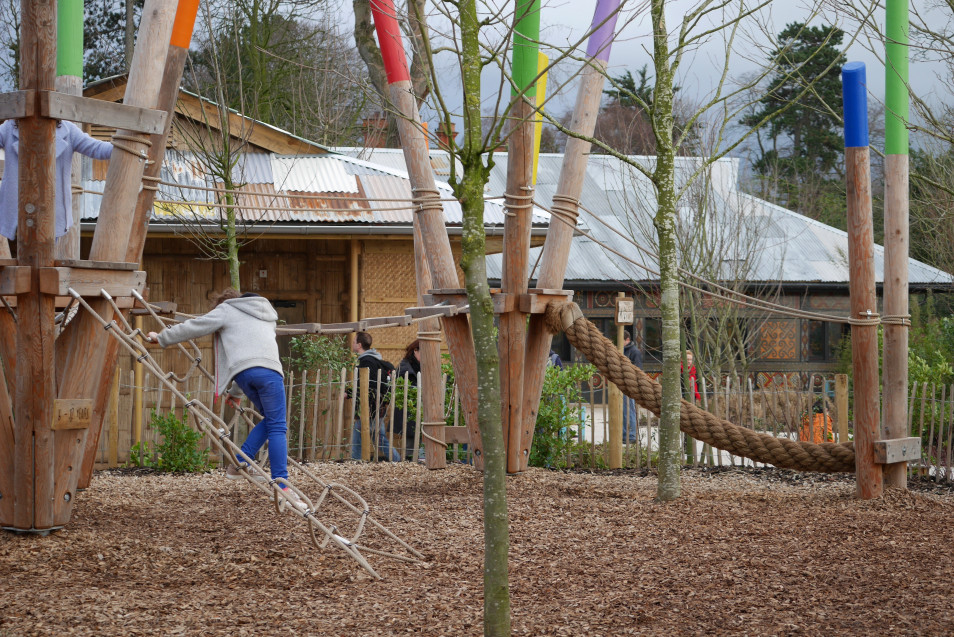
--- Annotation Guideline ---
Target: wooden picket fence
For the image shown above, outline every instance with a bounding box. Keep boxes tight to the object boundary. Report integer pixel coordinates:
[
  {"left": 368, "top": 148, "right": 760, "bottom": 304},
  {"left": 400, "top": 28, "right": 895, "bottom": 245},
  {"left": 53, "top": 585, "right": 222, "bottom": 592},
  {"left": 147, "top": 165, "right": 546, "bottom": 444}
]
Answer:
[{"left": 96, "top": 368, "right": 953, "bottom": 483}]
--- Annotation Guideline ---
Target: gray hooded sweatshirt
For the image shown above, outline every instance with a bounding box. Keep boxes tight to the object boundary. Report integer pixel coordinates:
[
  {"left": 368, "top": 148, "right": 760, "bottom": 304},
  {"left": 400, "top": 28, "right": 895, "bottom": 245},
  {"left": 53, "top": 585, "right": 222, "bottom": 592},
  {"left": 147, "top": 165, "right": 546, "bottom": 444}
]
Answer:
[{"left": 156, "top": 296, "right": 284, "bottom": 396}]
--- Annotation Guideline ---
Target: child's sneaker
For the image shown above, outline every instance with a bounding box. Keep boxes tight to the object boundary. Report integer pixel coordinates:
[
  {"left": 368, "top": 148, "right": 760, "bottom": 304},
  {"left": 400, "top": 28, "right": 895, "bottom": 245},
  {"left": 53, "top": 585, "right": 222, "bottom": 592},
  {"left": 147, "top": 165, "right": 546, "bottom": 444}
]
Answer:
[
  {"left": 280, "top": 486, "right": 308, "bottom": 513},
  {"left": 225, "top": 464, "right": 266, "bottom": 483}
]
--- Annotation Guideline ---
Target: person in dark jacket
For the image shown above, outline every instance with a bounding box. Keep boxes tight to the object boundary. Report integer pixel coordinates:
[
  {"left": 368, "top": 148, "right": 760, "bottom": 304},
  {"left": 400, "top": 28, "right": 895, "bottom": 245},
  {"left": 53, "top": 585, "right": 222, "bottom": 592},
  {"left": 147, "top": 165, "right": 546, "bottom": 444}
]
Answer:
[
  {"left": 622, "top": 330, "right": 642, "bottom": 444},
  {"left": 394, "top": 339, "right": 421, "bottom": 458},
  {"left": 147, "top": 289, "right": 305, "bottom": 511},
  {"left": 350, "top": 331, "right": 400, "bottom": 461}
]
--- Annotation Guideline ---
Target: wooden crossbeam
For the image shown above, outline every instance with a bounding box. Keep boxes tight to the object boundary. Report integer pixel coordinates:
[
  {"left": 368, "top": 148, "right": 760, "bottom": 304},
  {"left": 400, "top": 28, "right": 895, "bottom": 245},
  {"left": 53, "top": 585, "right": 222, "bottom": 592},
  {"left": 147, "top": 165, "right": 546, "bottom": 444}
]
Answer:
[
  {"left": 37, "top": 267, "right": 146, "bottom": 297},
  {"left": 444, "top": 426, "right": 470, "bottom": 445},
  {"left": 39, "top": 91, "right": 167, "bottom": 135},
  {"left": 405, "top": 304, "right": 468, "bottom": 319},
  {"left": 0, "top": 90, "right": 33, "bottom": 120},
  {"left": 53, "top": 259, "right": 139, "bottom": 271},
  {"left": 0, "top": 267, "right": 31, "bottom": 295},
  {"left": 873, "top": 437, "right": 921, "bottom": 464}
]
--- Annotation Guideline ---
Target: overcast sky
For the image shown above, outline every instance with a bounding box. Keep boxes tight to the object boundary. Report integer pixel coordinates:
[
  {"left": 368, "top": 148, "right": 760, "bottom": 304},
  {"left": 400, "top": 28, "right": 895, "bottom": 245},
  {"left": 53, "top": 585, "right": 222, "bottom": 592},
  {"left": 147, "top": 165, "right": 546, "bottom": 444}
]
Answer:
[{"left": 403, "top": 0, "right": 949, "bottom": 155}]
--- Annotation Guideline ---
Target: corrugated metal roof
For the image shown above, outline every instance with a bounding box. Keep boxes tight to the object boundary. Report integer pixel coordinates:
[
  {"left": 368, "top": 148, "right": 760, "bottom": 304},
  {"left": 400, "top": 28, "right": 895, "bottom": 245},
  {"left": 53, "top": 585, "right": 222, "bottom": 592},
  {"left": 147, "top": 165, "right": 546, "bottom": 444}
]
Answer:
[
  {"left": 271, "top": 155, "right": 359, "bottom": 193},
  {"left": 232, "top": 152, "right": 273, "bottom": 184}
]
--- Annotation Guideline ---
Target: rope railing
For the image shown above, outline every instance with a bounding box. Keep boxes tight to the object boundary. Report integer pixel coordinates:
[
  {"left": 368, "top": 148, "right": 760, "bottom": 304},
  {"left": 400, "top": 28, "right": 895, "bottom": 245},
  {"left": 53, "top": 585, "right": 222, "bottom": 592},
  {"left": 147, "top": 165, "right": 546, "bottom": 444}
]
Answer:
[
  {"left": 67, "top": 287, "right": 425, "bottom": 578},
  {"left": 545, "top": 300, "right": 856, "bottom": 473}
]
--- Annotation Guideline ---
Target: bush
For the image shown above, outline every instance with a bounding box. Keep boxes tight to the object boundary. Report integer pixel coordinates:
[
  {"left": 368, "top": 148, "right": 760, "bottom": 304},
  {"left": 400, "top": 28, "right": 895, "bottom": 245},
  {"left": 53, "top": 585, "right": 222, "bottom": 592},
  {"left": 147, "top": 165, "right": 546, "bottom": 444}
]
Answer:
[
  {"left": 128, "top": 409, "right": 213, "bottom": 473},
  {"left": 529, "top": 363, "right": 597, "bottom": 469}
]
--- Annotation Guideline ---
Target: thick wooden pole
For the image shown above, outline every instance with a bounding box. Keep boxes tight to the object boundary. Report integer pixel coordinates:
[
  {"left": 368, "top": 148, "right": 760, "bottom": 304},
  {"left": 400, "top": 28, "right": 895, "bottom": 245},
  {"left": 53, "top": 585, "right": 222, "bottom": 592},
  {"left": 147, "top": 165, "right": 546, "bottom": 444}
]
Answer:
[
  {"left": 609, "top": 300, "right": 624, "bottom": 468},
  {"left": 57, "top": 0, "right": 178, "bottom": 503},
  {"left": 501, "top": 0, "right": 540, "bottom": 472},
  {"left": 518, "top": 9, "right": 618, "bottom": 471},
  {"left": 11, "top": 0, "right": 58, "bottom": 531},
  {"left": 502, "top": 96, "right": 535, "bottom": 473},
  {"left": 359, "top": 366, "right": 371, "bottom": 461},
  {"left": 72, "top": 0, "right": 200, "bottom": 491},
  {"left": 883, "top": 0, "right": 910, "bottom": 489},
  {"left": 388, "top": 81, "right": 482, "bottom": 468},
  {"left": 126, "top": 0, "right": 200, "bottom": 263},
  {"left": 90, "top": 0, "right": 176, "bottom": 260},
  {"left": 843, "top": 62, "right": 882, "bottom": 499},
  {"left": 414, "top": 224, "right": 446, "bottom": 469},
  {"left": 349, "top": 239, "right": 359, "bottom": 322}
]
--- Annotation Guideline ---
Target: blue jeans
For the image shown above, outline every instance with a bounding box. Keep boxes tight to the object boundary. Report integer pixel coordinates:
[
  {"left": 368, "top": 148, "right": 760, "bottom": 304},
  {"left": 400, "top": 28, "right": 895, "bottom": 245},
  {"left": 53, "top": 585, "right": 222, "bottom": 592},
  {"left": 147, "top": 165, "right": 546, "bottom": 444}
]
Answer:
[
  {"left": 623, "top": 397, "right": 638, "bottom": 443},
  {"left": 232, "top": 367, "right": 288, "bottom": 482},
  {"left": 351, "top": 418, "right": 401, "bottom": 461}
]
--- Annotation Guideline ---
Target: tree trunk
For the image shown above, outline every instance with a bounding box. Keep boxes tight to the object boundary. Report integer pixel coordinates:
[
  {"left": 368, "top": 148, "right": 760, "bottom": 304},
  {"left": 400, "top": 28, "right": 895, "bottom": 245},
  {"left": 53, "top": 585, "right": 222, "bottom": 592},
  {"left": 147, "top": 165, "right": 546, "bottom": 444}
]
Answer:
[
  {"left": 459, "top": 3, "right": 510, "bottom": 634},
  {"left": 651, "top": 0, "right": 682, "bottom": 501}
]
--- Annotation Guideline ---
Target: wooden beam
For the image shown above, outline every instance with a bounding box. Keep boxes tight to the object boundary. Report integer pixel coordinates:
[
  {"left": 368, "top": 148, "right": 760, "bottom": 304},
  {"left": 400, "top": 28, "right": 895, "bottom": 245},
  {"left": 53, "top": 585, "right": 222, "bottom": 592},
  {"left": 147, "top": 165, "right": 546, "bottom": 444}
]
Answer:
[
  {"left": 54, "top": 259, "right": 139, "bottom": 271},
  {"left": 37, "top": 267, "right": 146, "bottom": 297},
  {"left": 0, "top": 90, "right": 34, "bottom": 120},
  {"left": 873, "top": 437, "right": 920, "bottom": 465},
  {"left": 444, "top": 426, "right": 470, "bottom": 446},
  {"left": 39, "top": 91, "right": 167, "bottom": 135},
  {"left": 517, "top": 291, "right": 574, "bottom": 314},
  {"left": 0, "top": 267, "right": 32, "bottom": 295}
]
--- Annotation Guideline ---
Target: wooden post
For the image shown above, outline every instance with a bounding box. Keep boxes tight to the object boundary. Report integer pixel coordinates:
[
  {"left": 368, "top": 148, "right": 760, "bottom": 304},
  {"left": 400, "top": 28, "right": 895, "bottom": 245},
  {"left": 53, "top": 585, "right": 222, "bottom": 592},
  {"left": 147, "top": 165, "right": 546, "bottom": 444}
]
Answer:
[
  {"left": 11, "top": 0, "right": 58, "bottom": 531},
  {"left": 843, "top": 62, "right": 883, "bottom": 499},
  {"left": 387, "top": 83, "right": 481, "bottom": 468},
  {"left": 359, "top": 366, "right": 371, "bottom": 462},
  {"left": 413, "top": 224, "right": 446, "bottom": 469},
  {"left": 107, "top": 367, "right": 120, "bottom": 468},
  {"left": 608, "top": 294, "right": 624, "bottom": 468},
  {"left": 519, "top": 3, "right": 621, "bottom": 472},
  {"left": 882, "top": 0, "right": 911, "bottom": 488},
  {"left": 501, "top": 97, "right": 535, "bottom": 473},
  {"left": 369, "top": 0, "right": 480, "bottom": 467},
  {"left": 349, "top": 240, "right": 360, "bottom": 322},
  {"left": 126, "top": 0, "right": 201, "bottom": 263},
  {"left": 835, "top": 374, "right": 849, "bottom": 443},
  {"left": 133, "top": 315, "right": 144, "bottom": 450}
]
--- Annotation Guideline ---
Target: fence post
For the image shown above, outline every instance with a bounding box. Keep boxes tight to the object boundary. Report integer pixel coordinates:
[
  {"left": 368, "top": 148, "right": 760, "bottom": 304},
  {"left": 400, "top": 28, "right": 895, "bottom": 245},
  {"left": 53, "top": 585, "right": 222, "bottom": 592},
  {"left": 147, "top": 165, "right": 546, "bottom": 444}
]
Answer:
[
  {"left": 359, "top": 367, "right": 371, "bottom": 461},
  {"left": 835, "top": 374, "right": 849, "bottom": 443}
]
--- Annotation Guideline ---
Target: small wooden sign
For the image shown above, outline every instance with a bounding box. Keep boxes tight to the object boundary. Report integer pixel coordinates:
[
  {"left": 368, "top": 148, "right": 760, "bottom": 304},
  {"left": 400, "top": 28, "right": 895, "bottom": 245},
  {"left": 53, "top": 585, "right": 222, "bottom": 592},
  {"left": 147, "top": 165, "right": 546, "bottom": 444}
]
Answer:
[
  {"left": 51, "top": 399, "right": 93, "bottom": 431},
  {"left": 615, "top": 297, "right": 634, "bottom": 325}
]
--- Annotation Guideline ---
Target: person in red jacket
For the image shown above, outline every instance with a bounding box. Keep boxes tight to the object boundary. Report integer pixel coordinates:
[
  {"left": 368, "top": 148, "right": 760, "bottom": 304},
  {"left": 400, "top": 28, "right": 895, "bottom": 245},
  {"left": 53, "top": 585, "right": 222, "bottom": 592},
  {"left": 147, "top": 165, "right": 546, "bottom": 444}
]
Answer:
[{"left": 682, "top": 350, "right": 701, "bottom": 402}]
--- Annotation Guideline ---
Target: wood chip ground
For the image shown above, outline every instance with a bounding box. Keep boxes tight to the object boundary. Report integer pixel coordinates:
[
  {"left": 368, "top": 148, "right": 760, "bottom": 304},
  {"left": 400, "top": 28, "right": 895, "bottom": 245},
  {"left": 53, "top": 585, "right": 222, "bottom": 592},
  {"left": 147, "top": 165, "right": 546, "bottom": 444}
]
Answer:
[{"left": 2, "top": 464, "right": 953, "bottom": 636}]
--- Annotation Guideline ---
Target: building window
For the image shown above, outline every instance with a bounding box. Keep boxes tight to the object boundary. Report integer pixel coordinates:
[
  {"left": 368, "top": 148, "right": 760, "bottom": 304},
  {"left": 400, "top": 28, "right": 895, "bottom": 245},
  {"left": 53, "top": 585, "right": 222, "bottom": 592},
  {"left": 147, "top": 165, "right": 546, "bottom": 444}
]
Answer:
[{"left": 807, "top": 320, "right": 849, "bottom": 362}]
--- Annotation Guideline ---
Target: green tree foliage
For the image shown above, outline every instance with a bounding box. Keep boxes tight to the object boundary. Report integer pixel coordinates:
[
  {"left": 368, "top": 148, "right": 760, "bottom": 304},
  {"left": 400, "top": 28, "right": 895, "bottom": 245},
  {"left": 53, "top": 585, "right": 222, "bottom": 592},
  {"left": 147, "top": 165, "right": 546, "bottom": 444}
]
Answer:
[
  {"left": 742, "top": 23, "right": 847, "bottom": 226},
  {"left": 529, "top": 363, "right": 596, "bottom": 469},
  {"left": 84, "top": 0, "right": 144, "bottom": 83}
]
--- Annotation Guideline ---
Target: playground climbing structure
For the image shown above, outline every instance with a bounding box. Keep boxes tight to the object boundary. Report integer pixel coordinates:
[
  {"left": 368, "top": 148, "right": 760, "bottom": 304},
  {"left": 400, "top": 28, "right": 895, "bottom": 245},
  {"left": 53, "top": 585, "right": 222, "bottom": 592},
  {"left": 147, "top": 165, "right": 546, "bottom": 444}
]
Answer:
[{"left": 0, "top": 0, "right": 200, "bottom": 532}]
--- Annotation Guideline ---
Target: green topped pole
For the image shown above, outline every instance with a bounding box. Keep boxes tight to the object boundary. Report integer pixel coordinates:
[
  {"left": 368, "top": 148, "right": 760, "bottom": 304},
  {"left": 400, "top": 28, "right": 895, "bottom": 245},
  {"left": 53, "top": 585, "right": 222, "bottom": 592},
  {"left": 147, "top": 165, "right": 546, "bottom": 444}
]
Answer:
[
  {"left": 883, "top": 0, "right": 911, "bottom": 489},
  {"left": 55, "top": 0, "right": 85, "bottom": 260},
  {"left": 57, "top": 0, "right": 84, "bottom": 79},
  {"left": 885, "top": 0, "right": 909, "bottom": 154},
  {"left": 511, "top": 0, "right": 541, "bottom": 98}
]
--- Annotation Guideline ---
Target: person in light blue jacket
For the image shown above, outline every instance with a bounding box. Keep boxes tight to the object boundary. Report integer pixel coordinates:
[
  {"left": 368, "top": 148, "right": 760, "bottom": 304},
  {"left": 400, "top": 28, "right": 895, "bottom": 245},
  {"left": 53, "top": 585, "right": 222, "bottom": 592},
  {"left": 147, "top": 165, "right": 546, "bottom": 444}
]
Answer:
[{"left": 0, "top": 119, "right": 113, "bottom": 240}]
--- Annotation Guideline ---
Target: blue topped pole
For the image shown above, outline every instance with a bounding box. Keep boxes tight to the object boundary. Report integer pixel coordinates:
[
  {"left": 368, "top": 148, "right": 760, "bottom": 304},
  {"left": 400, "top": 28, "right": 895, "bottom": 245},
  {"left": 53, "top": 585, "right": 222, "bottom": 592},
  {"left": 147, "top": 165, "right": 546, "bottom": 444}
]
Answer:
[{"left": 842, "top": 61, "right": 869, "bottom": 148}]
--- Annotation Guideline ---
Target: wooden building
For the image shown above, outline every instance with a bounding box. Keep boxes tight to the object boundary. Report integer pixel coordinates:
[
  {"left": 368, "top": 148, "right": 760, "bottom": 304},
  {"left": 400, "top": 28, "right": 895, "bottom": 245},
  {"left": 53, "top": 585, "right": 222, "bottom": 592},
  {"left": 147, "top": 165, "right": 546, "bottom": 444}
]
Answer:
[{"left": 347, "top": 149, "right": 954, "bottom": 385}]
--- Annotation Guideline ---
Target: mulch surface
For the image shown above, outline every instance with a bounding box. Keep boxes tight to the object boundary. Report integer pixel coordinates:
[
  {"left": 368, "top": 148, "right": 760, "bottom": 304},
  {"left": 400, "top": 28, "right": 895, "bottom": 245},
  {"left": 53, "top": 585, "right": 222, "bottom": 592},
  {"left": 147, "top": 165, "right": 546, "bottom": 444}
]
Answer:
[{"left": 2, "top": 463, "right": 953, "bottom": 636}]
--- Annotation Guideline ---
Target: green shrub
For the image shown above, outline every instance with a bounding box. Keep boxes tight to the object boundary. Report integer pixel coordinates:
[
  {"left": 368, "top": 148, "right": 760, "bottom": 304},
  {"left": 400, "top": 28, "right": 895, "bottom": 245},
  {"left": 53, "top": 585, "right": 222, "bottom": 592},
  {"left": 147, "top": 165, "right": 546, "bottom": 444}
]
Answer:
[
  {"left": 128, "top": 409, "right": 213, "bottom": 473},
  {"left": 529, "top": 363, "right": 597, "bottom": 469}
]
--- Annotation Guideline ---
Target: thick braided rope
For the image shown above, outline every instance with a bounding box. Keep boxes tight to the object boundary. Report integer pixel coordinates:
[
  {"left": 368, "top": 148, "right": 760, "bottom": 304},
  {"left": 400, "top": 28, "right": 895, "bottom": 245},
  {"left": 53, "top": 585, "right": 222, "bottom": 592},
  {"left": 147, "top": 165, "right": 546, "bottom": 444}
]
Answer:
[{"left": 544, "top": 302, "right": 856, "bottom": 473}]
